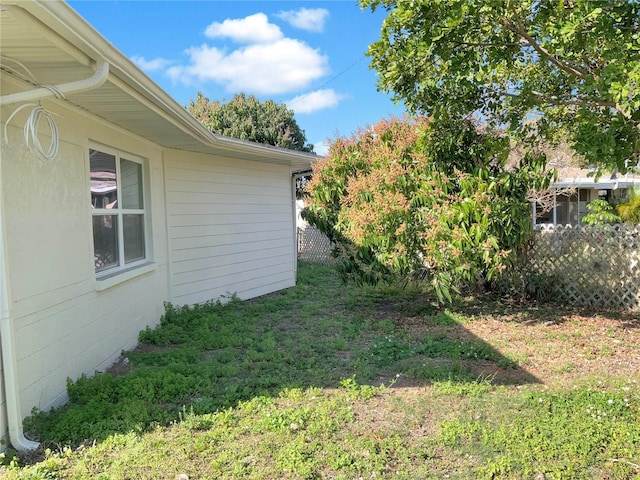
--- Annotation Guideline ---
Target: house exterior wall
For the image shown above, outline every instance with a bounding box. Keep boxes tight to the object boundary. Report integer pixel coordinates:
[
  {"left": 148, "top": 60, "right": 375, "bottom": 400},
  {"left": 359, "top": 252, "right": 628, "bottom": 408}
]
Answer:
[
  {"left": 164, "top": 149, "right": 296, "bottom": 305},
  {"left": 535, "top": 187, "right": 630, "bottom": 226},
  {"left": 0, "top": 98, "right": 169, "bottom": 438}
]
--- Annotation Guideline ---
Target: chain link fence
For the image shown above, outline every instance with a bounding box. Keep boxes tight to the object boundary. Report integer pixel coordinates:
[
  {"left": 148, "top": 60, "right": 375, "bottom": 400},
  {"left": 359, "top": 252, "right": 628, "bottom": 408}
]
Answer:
[{"left": 297, "top": 226, "right": 334, "bottom": 266}]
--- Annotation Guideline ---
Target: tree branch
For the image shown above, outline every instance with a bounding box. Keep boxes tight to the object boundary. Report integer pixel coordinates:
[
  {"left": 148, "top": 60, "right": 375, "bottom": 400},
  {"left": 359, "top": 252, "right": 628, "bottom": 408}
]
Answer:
[
  {"left": 528, "top": 187, "right": 577, "bottom": 216},
  {"left": 504, "top": 13, "right": 590, "bottom": 79},
  {"left": 485, "top": 86, "right": 635, "bottom": 121},
  {"left": 531, "top": 92, "right": 636, "bottom": 121},
  {"left": 487, "top": 86, "right": 614, "bottom": 110},
  {"left": 448, "top": 40, "right": 523, "bottom": 48},
  {"left": 529, "top": 91, "right": 617, "bottom": 109}
]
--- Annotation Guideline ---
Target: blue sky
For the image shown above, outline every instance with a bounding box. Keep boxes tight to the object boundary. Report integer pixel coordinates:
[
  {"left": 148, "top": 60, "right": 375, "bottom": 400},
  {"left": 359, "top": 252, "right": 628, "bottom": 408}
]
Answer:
[{"left": 68, "top": 1, "right": 407, "bottom": 155}]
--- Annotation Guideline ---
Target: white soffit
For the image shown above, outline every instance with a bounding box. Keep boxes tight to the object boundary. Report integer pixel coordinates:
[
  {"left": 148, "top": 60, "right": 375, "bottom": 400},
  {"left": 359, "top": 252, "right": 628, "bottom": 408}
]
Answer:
[{"left": 0, "top": 1, "right": 316, "bottom": 169}]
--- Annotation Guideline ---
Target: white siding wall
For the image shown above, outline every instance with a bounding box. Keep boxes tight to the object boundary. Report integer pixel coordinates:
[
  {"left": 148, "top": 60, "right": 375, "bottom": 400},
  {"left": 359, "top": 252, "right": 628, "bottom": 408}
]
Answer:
[
  {"left": 0, "top": 97, "right": 299, "bottom": 445},
  {"left": 165, "top": 149, "right": 296, "bottom": 305},
  {"left": 0, "top": 98, "right": 169, "bottom": 434}
]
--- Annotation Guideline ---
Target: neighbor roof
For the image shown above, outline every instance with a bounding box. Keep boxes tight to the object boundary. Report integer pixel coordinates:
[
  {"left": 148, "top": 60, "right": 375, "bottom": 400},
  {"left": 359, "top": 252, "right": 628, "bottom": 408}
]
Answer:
[
  {"left": 0, "top": 0, "right": 316, "bottom": 170},
  {"left": 553, "top": 166, "right": 640, "bottom": 190}
]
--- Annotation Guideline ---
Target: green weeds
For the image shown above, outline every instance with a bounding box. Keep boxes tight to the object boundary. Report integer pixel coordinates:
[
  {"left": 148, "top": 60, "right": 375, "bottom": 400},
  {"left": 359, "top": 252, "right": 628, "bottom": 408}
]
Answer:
[
  {"left": 5, "top": 263, "right": 639, "bottom": 479},
  {"left": 432, "top": 382, "right": 640, "bottom": 479}
]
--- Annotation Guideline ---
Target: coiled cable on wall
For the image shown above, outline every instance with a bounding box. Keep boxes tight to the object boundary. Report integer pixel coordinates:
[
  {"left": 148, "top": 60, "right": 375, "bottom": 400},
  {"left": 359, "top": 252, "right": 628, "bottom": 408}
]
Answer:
[{"left": 3, "top": 102, "right": 61, "bottom": 161}]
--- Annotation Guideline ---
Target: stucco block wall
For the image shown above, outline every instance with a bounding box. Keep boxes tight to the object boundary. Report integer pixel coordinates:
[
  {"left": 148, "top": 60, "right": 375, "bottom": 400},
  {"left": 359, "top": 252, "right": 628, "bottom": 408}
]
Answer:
[
  {"left": 0, "top": 98, "right": 169, "bottom": 429},
  {"left": 165, "top": 149, "right": 296, "bottom": 305}
]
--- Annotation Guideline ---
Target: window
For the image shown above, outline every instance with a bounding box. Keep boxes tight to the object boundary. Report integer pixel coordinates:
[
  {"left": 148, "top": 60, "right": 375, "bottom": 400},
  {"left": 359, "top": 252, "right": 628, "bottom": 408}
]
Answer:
[
  {"left": 577, "top": 188, "right": 590, "bottom": 224},
  {"left": 90, "top": 148, "right": 147, "bottom": 275}
]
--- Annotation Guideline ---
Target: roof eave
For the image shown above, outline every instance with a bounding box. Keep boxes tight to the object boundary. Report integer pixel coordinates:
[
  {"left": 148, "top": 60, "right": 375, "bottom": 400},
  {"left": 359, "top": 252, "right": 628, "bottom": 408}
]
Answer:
[{"left": 5, "top": 0, "right": 318, "bottom": 168}]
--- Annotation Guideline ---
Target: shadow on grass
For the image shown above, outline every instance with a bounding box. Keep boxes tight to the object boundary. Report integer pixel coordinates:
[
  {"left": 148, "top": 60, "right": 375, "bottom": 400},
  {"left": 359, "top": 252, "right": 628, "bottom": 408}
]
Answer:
[
  {"left": 449, "top": 294, "right": 640, "bottom": 329},
  {"left": 23, "top": 262, "right": 547, "bottom": 451}
]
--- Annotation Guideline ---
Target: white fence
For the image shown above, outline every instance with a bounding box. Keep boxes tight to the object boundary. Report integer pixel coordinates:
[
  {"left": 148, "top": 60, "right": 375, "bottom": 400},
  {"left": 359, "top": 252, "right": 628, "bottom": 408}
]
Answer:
[
  {"left": 297, "top": 226, "right": 334, "bottom": 265},
  {"left": 524, "top": 224, "right": 640, "bottom": 311},
  {"left": 297, "top": 223, "right": 640, "bottom": 311}
]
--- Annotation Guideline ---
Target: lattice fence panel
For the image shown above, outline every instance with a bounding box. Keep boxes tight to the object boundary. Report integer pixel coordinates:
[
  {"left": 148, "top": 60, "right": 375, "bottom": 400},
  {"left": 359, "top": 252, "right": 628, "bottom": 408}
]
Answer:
[
  {"left": 527, "top": 224, "right": 640, "bottom": 311},
  {"left": 297, "top": 226, "right": 334, "bottom": 265},
  {"left": 298, "top": 223, "right": 639, "bottom": 311}
]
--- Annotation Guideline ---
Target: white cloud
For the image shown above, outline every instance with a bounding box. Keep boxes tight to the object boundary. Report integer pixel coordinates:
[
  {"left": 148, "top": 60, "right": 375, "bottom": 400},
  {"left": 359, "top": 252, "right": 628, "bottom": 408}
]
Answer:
[
  {"left": 275, "top": 8, "right": 330, "bottom": 33},
  {"left": 166, "top": 13, "right": 332, "bottom": 94},
  {"left": 204, "top": 13, "right": 283, "bottom": 44},
  {"left": 131, "top": 55, "right": 172, "bottom": 72},
  {"left": 168, "top": 39, "right": 329, "bottom": 95},
  {"left": 287, "top": 89, "right": 346, "bottom": 114}
]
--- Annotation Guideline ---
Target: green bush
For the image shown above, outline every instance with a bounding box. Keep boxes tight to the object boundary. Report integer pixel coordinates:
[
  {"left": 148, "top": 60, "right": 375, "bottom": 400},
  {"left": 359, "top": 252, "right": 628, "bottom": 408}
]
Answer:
[
  {"left": 304, "top": 116, "right": 553, "bottom": 303},
  {"left": 616, "top": 188, "right": 640, "bottom": 224},
  {"left": 582, "top": 199, "right": 621, "bottom": 225}
]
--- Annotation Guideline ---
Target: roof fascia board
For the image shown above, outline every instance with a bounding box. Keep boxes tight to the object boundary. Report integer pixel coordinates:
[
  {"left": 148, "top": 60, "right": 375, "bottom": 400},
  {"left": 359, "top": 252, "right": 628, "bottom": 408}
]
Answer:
[
  {"left": 106, "top": 74, "right": 215, "bottom": 146},
  {"left": 553, "top": 182, "right": 616, "bottom": 189},
  {"left": 212, "top": 135, "right": 318, "bottom": 164}
]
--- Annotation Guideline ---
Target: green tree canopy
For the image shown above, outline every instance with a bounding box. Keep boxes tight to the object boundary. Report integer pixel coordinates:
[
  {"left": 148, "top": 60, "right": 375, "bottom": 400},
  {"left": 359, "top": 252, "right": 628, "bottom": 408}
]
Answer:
[
  {"left": 188, "top": 92, "right": 314, "bottom": 153},
  {"left": 361, "top": 0, "right": 640, "bottom": 173},
  {"left": 303, "top": 117, "right": 553, "bottom": 302}
]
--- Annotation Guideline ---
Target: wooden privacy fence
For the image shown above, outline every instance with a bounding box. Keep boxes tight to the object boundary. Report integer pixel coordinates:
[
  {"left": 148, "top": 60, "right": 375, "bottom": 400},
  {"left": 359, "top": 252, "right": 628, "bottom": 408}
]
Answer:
[{"left": 524, "top": 224, "right": 640, "bottom": 311}]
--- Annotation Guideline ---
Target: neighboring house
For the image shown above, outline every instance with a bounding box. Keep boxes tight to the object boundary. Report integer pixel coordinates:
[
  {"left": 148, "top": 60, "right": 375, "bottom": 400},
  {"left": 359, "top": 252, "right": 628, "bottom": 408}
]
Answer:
[
  {"left": 0, "top": 0, "right": 315, "bottom": 450},
  {"left": 533, "top": 166, "right": 640, "bottom": 226}
]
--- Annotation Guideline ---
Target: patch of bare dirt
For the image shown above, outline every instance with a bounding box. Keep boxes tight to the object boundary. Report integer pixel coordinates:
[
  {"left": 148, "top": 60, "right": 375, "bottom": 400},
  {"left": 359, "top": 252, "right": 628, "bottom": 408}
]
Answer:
[
  {"left": 106, "top": 355, "right": 131, "bottom": 376},
  {"left": 387, "top": 298, "right": 640, "bottom": 388},
  {"left": 106, "top": 344, "right": 181, "bottom": 376},
  {"left": 464, "top": 310, "right": 640, "bottom": 387}
]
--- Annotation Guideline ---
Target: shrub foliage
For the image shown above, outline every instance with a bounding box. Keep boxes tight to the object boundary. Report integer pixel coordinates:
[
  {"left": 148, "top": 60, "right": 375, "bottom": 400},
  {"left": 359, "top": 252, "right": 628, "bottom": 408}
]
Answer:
[
  {"left": 304, "top": 117, "right": 553, "bottom": 302},
  {"left": 617, "top": 188, "right": 640, "bottom": 224}
]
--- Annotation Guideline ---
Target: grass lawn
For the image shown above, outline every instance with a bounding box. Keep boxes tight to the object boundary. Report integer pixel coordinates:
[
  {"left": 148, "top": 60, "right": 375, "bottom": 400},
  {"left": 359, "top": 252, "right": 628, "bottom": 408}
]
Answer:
[{"left": 2, "top": 262, "right": 639, "bottom": 479}]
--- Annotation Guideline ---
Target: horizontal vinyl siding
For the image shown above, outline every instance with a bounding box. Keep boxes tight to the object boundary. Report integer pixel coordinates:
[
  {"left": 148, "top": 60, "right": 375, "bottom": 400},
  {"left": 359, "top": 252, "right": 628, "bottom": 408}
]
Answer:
[
  {"left": 172, "top": 262, "right": 294, "bottom": 306},
  {"left": 169, "top": 221, "right": 291, "bottom": 239},
  {"left": 172, "top": 252, "right": 291, "bottom": 288},
  {"left": 166, "top": 150, "right": 296, "bottom": 305},
  {"left": 169, "top": 212, "right": 289, "bottom": 228},
  {"left": 172, "top": 237, "right": 291, "bottom": 264}
]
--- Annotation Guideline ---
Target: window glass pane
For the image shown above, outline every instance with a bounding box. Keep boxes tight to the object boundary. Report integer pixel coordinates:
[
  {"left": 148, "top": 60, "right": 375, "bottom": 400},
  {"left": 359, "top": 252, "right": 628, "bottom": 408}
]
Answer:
[
  {"left": 578, "top": 189, "right": 589, "bottom": 224},
  {"left": 556, "top": 195, "right": 569, "bottom": 224},
  {"left": 535, "top": 202, "right": 553, "bottom": 224},
  {"left": 579, "top": 189, "right": 589, "bottom": 202},
  {"left": 121, "top": 159, "right": 143, "bottom": 209},
  {"left": 90, "top": 150, "right": 118, "bottom": 209},
  {"left": 123, "top": 214, "right": 145, "bottom": 264},
  {"left": 568, "top": 193, "right": 579, "bottom": 225},
  {"left": 93, "top": 215, "right": 119, "bottom": 272}
]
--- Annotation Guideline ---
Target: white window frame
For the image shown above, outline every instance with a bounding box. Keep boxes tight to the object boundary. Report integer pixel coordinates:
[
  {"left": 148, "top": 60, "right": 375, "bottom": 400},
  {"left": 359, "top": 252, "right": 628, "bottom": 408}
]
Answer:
[{"left": 90, "top": 145, "right": 150, "bottom": 279}]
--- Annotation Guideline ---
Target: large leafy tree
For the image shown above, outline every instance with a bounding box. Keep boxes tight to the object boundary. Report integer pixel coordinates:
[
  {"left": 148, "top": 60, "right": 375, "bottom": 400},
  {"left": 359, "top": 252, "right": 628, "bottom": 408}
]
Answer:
[
  {"left": 361, "top": 0, "right": 640, "bottom": 173},
  {"left": 304, "top": 117, "right": 553, "bottom": 302},
  {"left": 188, "top": 92, "right": 314, "bottom": 153}
]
